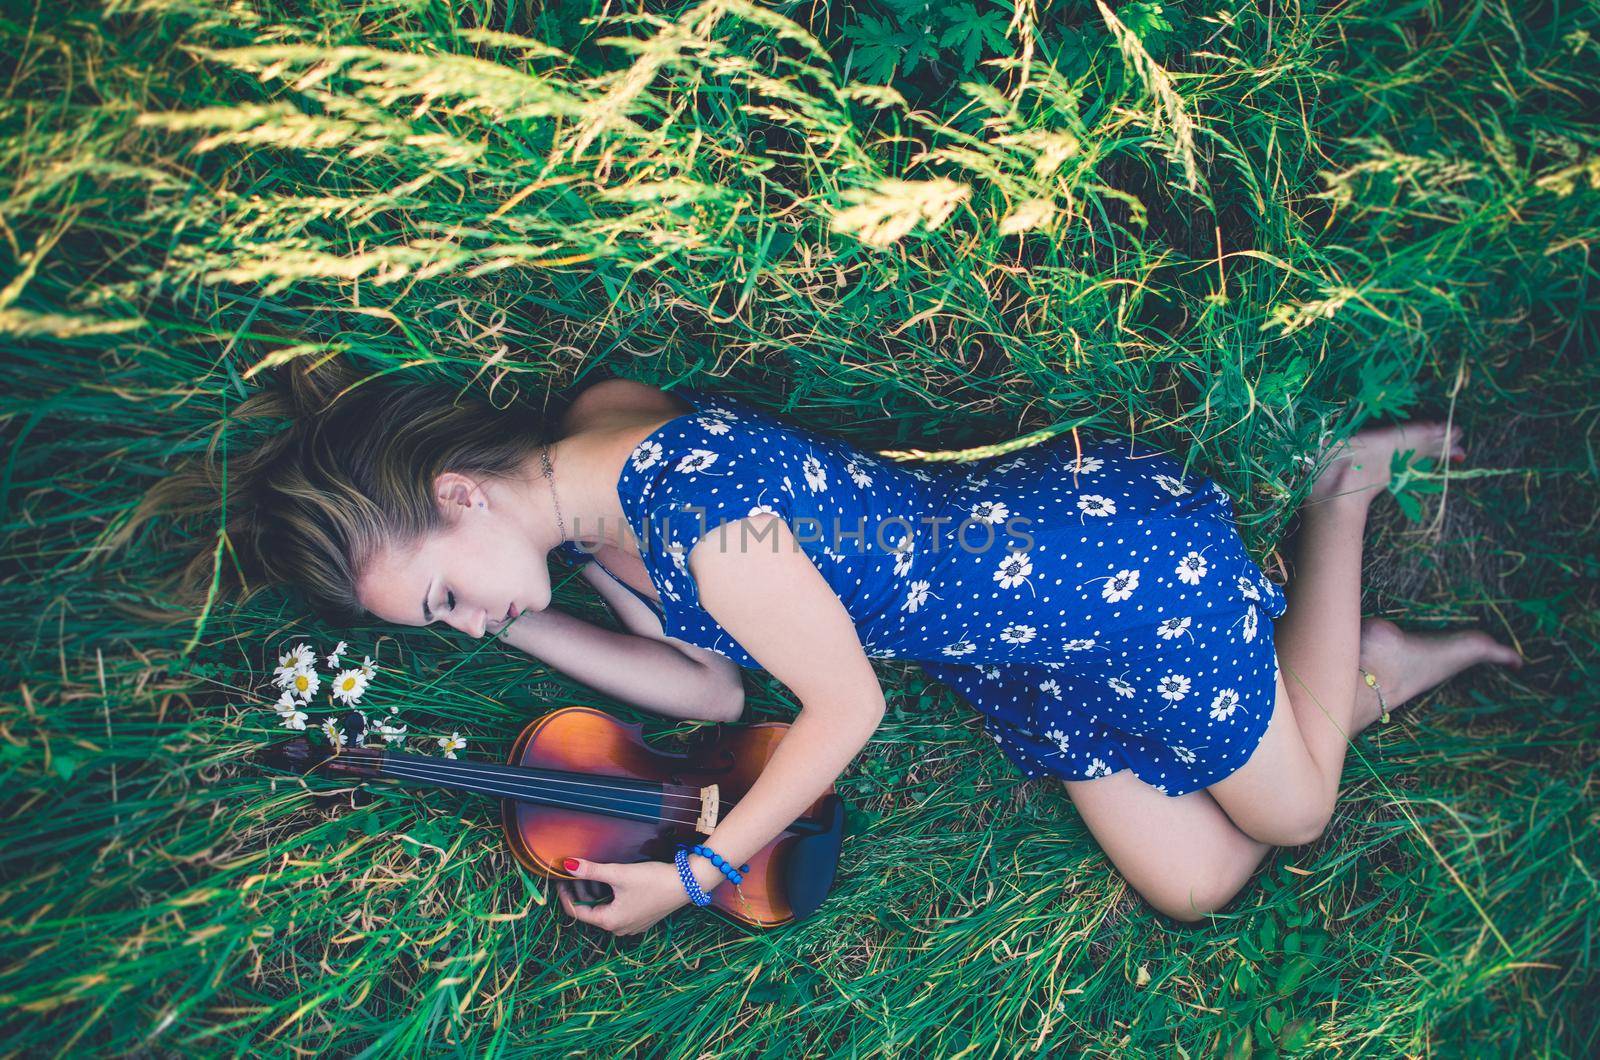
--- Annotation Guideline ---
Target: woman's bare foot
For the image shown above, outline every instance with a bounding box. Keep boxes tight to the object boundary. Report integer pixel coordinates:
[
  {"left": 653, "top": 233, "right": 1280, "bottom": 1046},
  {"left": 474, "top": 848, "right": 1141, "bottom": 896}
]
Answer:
[
  {"left": 1353, "top": 617, "right": 1524, "bottom": 730},
  {"left": 1307, "top": 420, "right": 1466, "bottom": 506}
]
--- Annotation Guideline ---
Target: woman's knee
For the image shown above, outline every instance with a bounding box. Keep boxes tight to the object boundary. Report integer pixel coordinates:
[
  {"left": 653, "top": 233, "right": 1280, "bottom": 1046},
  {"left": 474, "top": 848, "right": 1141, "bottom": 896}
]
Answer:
[
  {"left": 1139, "top": 868, "right": 1251, "bottom": 922},
  {"left": 1237, "top": 798, "right": 1333, "bottom": 849}
]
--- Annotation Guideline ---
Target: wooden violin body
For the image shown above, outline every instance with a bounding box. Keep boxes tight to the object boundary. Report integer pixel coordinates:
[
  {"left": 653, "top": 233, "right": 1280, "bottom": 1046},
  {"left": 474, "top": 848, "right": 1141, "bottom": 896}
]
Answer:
[{"left": 262, "top": 706, "right": 846, "bottom": 928}]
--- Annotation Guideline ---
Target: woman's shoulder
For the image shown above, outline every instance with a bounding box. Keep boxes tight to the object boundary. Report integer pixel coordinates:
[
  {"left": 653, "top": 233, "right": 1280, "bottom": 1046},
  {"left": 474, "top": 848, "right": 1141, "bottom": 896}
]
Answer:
[{"left": 557, "top": 377, "right": 692, "bottom": 436}]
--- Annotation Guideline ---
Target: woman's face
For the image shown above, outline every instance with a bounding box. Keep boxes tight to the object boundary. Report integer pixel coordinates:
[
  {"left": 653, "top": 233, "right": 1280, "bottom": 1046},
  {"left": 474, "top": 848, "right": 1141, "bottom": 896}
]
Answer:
[{"left": 356, "top": 472, "right": 552, "bottom": 639}]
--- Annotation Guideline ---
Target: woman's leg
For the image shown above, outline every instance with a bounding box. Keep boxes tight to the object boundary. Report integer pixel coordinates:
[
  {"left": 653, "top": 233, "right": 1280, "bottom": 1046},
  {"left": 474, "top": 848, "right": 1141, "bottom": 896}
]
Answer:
[
  {"left": 1207, "top": 421, "right": 1520, "bottom": 845},
  {"left": 1065, "top": 771, "right": 1270, "bottom": 921}
]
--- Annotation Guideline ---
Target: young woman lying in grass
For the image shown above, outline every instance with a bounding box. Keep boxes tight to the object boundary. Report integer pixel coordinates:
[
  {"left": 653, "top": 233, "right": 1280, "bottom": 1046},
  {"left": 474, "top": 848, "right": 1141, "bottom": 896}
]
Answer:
[{"left": 136, "top": 364, "right": 1522, "bottom": 935}]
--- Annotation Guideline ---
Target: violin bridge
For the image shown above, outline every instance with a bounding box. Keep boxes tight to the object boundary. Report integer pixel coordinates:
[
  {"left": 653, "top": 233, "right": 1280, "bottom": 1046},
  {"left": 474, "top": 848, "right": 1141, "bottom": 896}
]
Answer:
[{"left": 695, "top": 784, "right": 720, "bottom": 834}]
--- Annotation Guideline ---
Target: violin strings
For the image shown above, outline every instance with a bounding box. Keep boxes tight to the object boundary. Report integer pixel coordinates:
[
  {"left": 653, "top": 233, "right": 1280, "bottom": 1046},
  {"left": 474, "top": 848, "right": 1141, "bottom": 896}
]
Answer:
[
  {"left": 338, "top": 751, "right": 710, "bottom": 806},
  {"left": 374, "top": 762, "right": 703, "bottom": 826}
]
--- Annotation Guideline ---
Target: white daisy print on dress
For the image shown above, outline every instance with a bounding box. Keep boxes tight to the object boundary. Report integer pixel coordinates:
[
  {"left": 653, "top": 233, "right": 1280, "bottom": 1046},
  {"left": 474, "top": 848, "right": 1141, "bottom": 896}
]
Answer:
[
  {"left": 1156, "top": 616, "right": 1192, "bottom": 640},
  {"left": 981, "top": 665, "right": 1003, "bottom": 680},
  {"left": 1085, "top": 758, "right": 1113, "bottom": 778},
  {"left": 1077, "top": 494, "right": 1116, "bottom": 517},
  {"left": 1209, "top": 688, "right": 1241, "bottom": 721},
  {"left": 631, "top": 440, "right": 664, "bottom": 473},
  {"left": 748, "top": 503, "right": 779, "bottom": 517},
  {"left": 1064, "top": 638, "right": 1096, "bottom": 651},
  {"left": 1176, "top": 550, "right": 1208, "bottom": 585},
  {"left": 1108, "top": 677, "right": 1136, "bottom": 699},
  {"left": 847, "top": 461, "right": 872, "bottom": 488},
  {"left": 1046, "top": 728, "right": 1070, "bottom": 755},
  {"left": 964, "top": 475, "right": 991, "bottom": 491},
  {"left": 1000, "top": 623, "right": 1037, "bottom": 645},
  {"left": 1173, "top": 745, "right": 1197, "bottom": 764},
  {"left": 1100, "top": 568, "right": 1140, "bottom": 603},
  {"left": 903, "top": 580, "right": 932, "bottom": 613},
  {"left": 941, "top": 639, "right": 977, "bottom": 658},
  {"left": 675, "top": 448, "right": 719, "bottom": 474},
  {"left": 1157, "top": 673, "right": 1192, "bottom": 703},
  {"left": 697, "top": 415, "right": 732, "bottom": 436},
  {"left": 1070, "top": 455, "right": 1104, "bottom": 474},
  {"left": 1237, "top": 574, "right": 1262, "bottom": 601},
  {"left": 1242, "top": 605, "right": 1259, "bottom": 643},
  {"left": 891, "top": 534, "right": 914, "bottom": 577},
  {"left": 802, "top": 455, "right": 828, "bottom": 492},
  {"left": 970, "top": 499, "right": 1009, "bottom": 525},
  {"left": 995, "top": 549, "right": 1034, "bottom": 591},
  {"left": 1038, "top": 679, "right": 1062, "bottom": 699},
  {"left": 1153, "top": 473, "right": 1192, "bottom": 497}
]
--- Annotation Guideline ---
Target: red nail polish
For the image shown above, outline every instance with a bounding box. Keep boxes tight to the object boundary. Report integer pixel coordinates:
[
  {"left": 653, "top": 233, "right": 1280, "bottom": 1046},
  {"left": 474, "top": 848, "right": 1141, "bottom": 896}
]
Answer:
[
  {"left": 1450, "top": 452, "right": 1465, "bottom": 463},
  {"left": 563, "top": 857, "right": 580, "bottom": 872}
]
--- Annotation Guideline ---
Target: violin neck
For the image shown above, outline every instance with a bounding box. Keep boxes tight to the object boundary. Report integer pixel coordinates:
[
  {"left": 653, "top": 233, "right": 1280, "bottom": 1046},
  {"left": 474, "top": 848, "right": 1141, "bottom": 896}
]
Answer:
[{"left": 319, "top": 746, "right": 696, "bottom": 826}]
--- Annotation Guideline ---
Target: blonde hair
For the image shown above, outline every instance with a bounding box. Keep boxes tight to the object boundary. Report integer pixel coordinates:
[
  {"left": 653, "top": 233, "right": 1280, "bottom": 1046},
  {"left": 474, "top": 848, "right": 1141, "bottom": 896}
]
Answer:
[{"left": 100, "top": 355, "right": 559, "bottom": 625}]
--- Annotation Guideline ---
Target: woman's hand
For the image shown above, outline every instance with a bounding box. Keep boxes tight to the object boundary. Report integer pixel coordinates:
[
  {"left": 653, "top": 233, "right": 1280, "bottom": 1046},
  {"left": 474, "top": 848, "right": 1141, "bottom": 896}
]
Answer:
[{"left": 557, "top": 857, "right": 694, "bottom": 937}]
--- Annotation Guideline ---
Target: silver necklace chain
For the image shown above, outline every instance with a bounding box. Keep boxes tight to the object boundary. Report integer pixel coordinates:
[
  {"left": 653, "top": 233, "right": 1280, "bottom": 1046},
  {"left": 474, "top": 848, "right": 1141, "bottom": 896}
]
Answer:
[{"left": 540, "top": 443, "right": 566, "bottom": 542}]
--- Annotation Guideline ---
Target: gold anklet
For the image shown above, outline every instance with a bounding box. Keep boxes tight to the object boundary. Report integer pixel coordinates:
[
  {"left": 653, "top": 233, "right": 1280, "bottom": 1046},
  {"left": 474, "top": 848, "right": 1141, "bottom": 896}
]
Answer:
[{"left": 1358, "top": 666, "right": 1390, "bottom": 724}]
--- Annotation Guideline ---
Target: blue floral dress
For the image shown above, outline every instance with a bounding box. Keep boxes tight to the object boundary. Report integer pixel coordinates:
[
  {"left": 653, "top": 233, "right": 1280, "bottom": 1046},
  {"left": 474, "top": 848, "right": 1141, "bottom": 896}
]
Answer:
[{"left": 554, "top": 386, "right": 1289, "bottom": 797}]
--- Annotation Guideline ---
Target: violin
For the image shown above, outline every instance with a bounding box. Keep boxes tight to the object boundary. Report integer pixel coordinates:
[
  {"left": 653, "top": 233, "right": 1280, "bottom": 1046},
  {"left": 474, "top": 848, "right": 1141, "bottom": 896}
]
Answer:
[{"left": 259, "top": 705, "right": 847, "bottom": 927}]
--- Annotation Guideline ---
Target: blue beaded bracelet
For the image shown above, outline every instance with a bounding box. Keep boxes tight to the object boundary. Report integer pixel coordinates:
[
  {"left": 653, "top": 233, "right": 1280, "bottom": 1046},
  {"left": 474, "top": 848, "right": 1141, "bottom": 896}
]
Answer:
[
  {"left": 690, "top": 844, "right": 751, "bottom": 885},
  {"left": 673, "top": 846, "right": 712, "bottom": 907}
]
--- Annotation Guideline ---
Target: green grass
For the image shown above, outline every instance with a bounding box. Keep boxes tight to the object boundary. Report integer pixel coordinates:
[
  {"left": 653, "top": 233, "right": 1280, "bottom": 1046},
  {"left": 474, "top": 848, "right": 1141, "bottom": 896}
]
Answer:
[{"left": 2, "top": 0, "right": 1597, "bottom": 1053}]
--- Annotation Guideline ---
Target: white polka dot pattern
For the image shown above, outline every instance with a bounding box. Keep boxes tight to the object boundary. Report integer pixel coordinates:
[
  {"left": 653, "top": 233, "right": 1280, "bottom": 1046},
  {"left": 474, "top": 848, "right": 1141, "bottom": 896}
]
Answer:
[{"left": 555, "top": 386, "right": 1290, "bottom": 797}]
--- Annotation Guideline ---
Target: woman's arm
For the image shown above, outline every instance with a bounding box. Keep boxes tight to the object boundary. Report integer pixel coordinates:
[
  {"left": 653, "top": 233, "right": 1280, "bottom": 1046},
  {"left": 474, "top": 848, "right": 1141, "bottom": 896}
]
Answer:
[
  {"left": 670, "top": 514, "right": 887, "bottom": 899},
  {"left": 490, "top": 562, "right": 745, "bottom": 722}
]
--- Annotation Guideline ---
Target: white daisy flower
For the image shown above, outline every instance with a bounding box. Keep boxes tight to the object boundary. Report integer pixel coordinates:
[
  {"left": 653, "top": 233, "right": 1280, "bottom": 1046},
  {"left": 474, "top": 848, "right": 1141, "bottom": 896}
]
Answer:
[
  {"left": 1242, "top": 605, "right": 1259, "bottom": 643},
  {"left": 1173, "top": 745, "right": 1196, "bottom": 764},
  {"left": 1039, "top": 679, "right": 1062, "bottom": 699},
  {"left": 981, "top": 665, "right": 1003, "bottom": 680},
  {"left": 802, "top": 455, "right": 828, "bottom": 492},
  {"left": 278, "top": 707, "right": 308, "bottom": 731},
  {"left": 964, "top": 475, "right": 991, "bottom": 490},
  {"left": 275, "top": 689, "right": 298, "bottom": 711},
  {"left": 1077, "top": 494, "right": 1116, "bottom": 517},
  {"left": 1000, "top": 623, "right": 1036, "bottom": 645},
  {"left": 324, "top": 640, "right": 349, "bottom": 669},
  {"left": 1157, "top": 673, "right": 1191, "bottom": 702},
  {"left": 319, "top": 718, "right": 347, "bottom": 748},
  {"left": 969, "top": 499, "right": 1009, "bottom": 525},
  {"left": 941, "top": 640, "right": 977, "bottom": 658},
  {"left": 1156, "top": 616, "right": 1192, "bottom": 640},
  {"left": 995, "top": 549, "right": 1033, "bottom": 590},
  {"left": 1176, "top": 551, "right": 1208, "bottom": 585},
  {"left": 675, "top": 448, "right": 719, "bottom": 473},
  {"left": 1153, "top": 474, "right": 1192, "bottom": 497},
  {"left": 1046, "top": 727, "right": 1070, "bottom": 754},
  {"left": 438, "top": 732, "right": 467, "bottom": 759},
  {"left": 631, "top": 440, "right": 663, "bottom": 472},
  {"left": 1039, "top": 660, "right": 1066, "bottom": 669},
  {"left": 748, "top": 503, "right": 779, "bottom": 517},
  {"left": 1237, "top": 575, "right": 1262, "bottom": 601},
  {"left": 994, "top": 456, "right": 1027, "bottom": 474},
  {"left": 907, "top": 467, "right": 935, "bottom": 482},
  {"left": 1108, "top": 677, "right": 1136, "bottom": 699},
  {"left": 375, "top": 718, "right": 408, "bottom": 745},
  {"left": 285, "top": 667, "right": 320, "bottom": 702},
  {"left": 903, "top": 580, "right": 932, "bottom": 613},
  {"left": 1086, "top": 758, "right": 1112, "bottom": 778},
  {"left": 1070, "top": 455, "right": 1104, "bottom": 474},
  {"left": 1209, "top": 688, "right": 1241, "bottom": 721},
  {"left": 1064, "top": 638, "right": 1096, "bottom": 651},
  {"left": 1101, "top": 568, "right": 1140, "bottom": 603},
  {"left": 359, "top": 655, "right": 377, "bottom": 680},
  {"left": 847, "top": 462, "right": 872, "bottom": 488},
  {"left": 272, "top": 644, "right": 315, "bottom": 689},
  {"left": 330, "top": 667, "right": 370, "bottom": 706}
]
